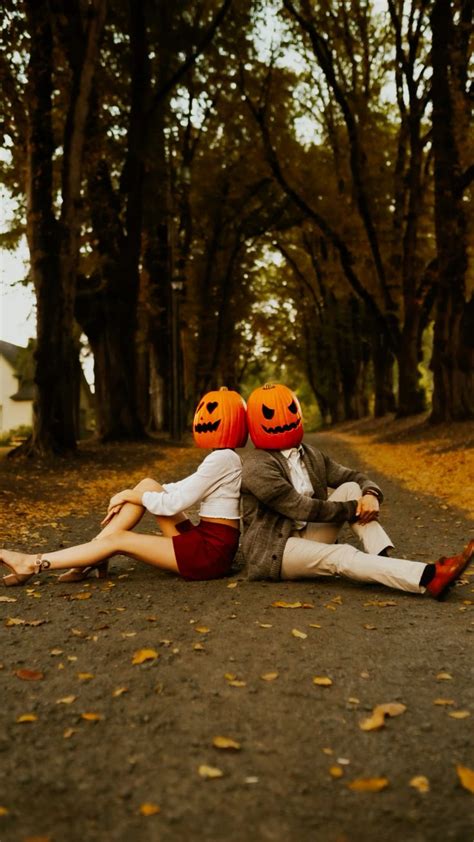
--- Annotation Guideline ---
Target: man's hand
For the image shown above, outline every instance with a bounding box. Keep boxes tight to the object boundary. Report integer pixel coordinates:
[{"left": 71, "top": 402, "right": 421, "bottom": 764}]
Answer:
[{"left": 356, "top": 493, "right": 380, "bottom": 524}]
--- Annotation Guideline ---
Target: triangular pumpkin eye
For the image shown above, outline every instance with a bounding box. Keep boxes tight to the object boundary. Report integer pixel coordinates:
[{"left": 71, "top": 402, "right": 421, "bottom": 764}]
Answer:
[
  {"left": 206, "top": 401, "right": 218, "bottom": 413},
  {"left": 197, "top": 401, "right": 204, "bottom": 412},
  {"left": 288, "top": 401, "right": 297, "bottom": 414},
  {"left": 262, "top": 404, "right": 275, "bottom": 419}
]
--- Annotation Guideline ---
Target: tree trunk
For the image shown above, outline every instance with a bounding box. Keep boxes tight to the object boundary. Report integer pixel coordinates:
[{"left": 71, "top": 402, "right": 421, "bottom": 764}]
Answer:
[
  {"left": 397, "top": 298, "right": 426, "bottom": 417},
  {"left": 372, "top": 327, "right": 396, "bottom": 417},
  {"left": 430, "top": 0, "right": 473, "bottom": 421}
]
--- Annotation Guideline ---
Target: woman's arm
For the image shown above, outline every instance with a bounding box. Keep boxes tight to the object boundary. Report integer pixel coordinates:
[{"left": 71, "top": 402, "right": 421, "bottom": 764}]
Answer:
[{"left": 142, "top": 450, "right": 240, "bottom": 516}]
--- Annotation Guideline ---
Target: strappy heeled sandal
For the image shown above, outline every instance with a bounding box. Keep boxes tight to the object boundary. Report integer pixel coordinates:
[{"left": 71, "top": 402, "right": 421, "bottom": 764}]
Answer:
[
  {"left": 57, "top": 561, "right": 109, "bottom": 583},
  {"left": 2, "top": 554, "right": 51, "bottom": 588}
]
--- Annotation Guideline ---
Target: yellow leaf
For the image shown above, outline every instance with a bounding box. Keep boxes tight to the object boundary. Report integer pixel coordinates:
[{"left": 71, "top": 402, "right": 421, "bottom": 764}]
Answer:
[
  {"left": 5, "top": 617, "right": 26, "bottom": 626},
  {"left": 224, "top": 672, "right": 236, "bottom": 681},
  {"left": 70, "top": 592, "right": 91, "bottom": 601},
  {"left": 227, "top": 582, "right": 238, "bottom": 589},
  {"left": 448, "top": 710, "right": 470, "bottom": 719},
  {"left": 16, "top": 714, "right": 38, "bottom": 723},
  {"left": 272, "top": 601, "right": 312, "bottom": 609},
  {"left": 50, "top": 648, "right": 64, "bottom": 656},
  {"left": 212, "top": 736, "right": 241, "bottom": 750},
  {"left": 291, "top": 628, "right": 307, "bottom": 639},
  {"left": 409, "top": 776, "right": 430, "bottom": 793},
  {"left": 132, "top": 648, "right": 158, "bottom": 665},
  {"left": 193, "top": 643, "right": 204, "bottom": 651},
  {"left": 258, "top": 623, "right": 273, "bottom": 628},
  {"left": 329, "top": 765, "right": 344, "bottom": 779},
  {"left": 56, "top": 695, "right": 77, "bottom": 705},
  {"left": 456, "top": 764, "right": 474, "bottom": 794},
  {"left": 309, "top": 623, "right": 322, "bottom": 629},
  {"left": 348, "top": 777, "right": 389, "bottom": 792},
  {"left": 198, "top": 764, "right": 224, "bottom": 779},
  {"left": 0, "top": 596, "right": 16, "bottom": 603},
  {"left": 260, "top": 672, "right": 279, "bottom": 682},
  {"left": 81, "top": 712, "right": 103, "bottom": 721},
  {"left": 364, "top": 624, "right": 377, "bottom": 630},
  {"left": 121, "top": 632, "right": 137, "bottom": 638},
  {"left": 112, "top": 687, "right": 129, "bottom": 697},
  {"left": 139, "top": 802, "right": 161, "bottom": 816},
  {"left": 433, "top": 698, "right": 455, "bottom": 705},
  {"left": 363, "top": 600, "right": 397, "bottom": 607},
  {"left": 0, "top": 806, "right": 9, "bottom": 816},
  {"left": 348, "top": 697, "right": 360, "bottom": 704},
  {"left": 313, "top": 676, "right": 332, "bottom": 687},
  {"left": 77, "top": 673, "right": 94, "bottom": 681},
  {"left": 195, "top": 627, "right": 210, "bottom": 634},
  {"left": 63, "top": 728, "right": 75, "bottom": 738},
  {"left": 359, "top": 703, "right": 406, "bottom": 731},
  {"left": 436, "top": 672, "right": 453, "bottom": 680},
  {"left": 228, "top": 680, "right": 246, "bottom": 687}
]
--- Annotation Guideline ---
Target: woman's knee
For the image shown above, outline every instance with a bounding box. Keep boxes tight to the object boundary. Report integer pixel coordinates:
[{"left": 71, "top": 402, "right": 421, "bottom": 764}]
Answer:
[{"left": 134, "top": 477, "right": 163, "bottom": 493}]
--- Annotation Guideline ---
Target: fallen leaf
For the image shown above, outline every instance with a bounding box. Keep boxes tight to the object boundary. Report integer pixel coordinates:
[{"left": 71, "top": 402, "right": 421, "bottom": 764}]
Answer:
[
  {"left": 0, "top": 806, "right": 9, "bottom": 816},
  {"left": 257, "top": 623, "right": 273, "bottom": 628},
  {"left": 456, "top": 764, "right": 474, "bottom": 794},
  {"left": 132, "top": 648, "right": 158, "bottom": 665},
  {"left": 313, "top": 676, "right": 332, "bottom": 687},
  {"left": 198, "top": 764, "right": 224, "bottom": 779},
  {"left": 260, "top": 672, "right": 279, "bottom": 682},
  {"left": 16, "top": 714, "right": 38, "bottom": 723},
  {"left": 322, "top": 747, "right": 333, "bottom": 755},
  {"left": 77, "top": 673, "right": 94, "bottom": 681},
  {"left": 0, "top": 596, "right": 16, "bottom": 603},
  {"left": 15, "top": 669, "right": 44, "bottom": 681},
  {"left": 309, "top": 623, "right": 322, "bottom": 629},
  {"left": 139, "top": 803, "right": 161, "bottom": 816},
  {"left": 272, "top": 601, "right": 313, "bottom": 609},
  {"left": 363, "top": 600, "right": 397, "bottom": 607},
  {"left": 212, "top": 736, "right": 241, "bottom": 750},
  {"left": 81, "top": 712, "right": 103, "bottom": 721},
  {"left": 70, "top": 592, "right": 92, "bottom": 601},
  {"left": 363, "top": 624, "right": 377, "bottom": 630},
  {"left": 291, "top": 629, "right": 307, "bottom": 639},
  {"left": 433, "top": 698, "right": 455, "bottom": 706},
  {"left": 63, "top": 728, "right": 76, "bottom": 738},
  {"left": 195, "top": 627, "right": 210, "bottom": 634},
  {"left": 56, "top": 695, "right": 76, "bottom": 705},
  {"left": 436, "top": 672, "right": 453, "bottom": 681},
  {"left": 224, "top": 672, "right": 236, "bottom": 681},
  {"left": 50, "top": 648, "right": 64, "bottom": 656},
  {"left": 329, "top": 765, "right": 344, "bottom": 779},
  {"left": 359, "top": 703, "right": 407, "bottom": 731},
  {"left": 347, "top": 777, "right": 389, "bottom": 792},
  {"left": 348, "top": 697, "right": 360, "bottom": 704},
  {"left": 193, "top": 643, "right": 204, "bottom": 651},
  {"left": 448, "top": 710, "right": 470, "bottom": 719},
  {"left": 121, "top": 632, "right": 137, "bottom": 639},
  {"left": 227, "top": 582, "right": 238, "bottom": 589},
  {"left": 409, "top": 775, "right": 430, "bottom": 793},
  {"left": 112, "top": 687, "right": 129, "bottom": 697},
  {"left": 228, "top": 680, "right": 246, "bottom": 688}
]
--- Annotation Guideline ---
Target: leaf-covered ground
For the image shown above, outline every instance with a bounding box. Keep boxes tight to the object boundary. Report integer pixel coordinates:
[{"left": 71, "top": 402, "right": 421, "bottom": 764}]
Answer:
[{"left": 0, "top": 423, "right": 473, "bottom": 842}]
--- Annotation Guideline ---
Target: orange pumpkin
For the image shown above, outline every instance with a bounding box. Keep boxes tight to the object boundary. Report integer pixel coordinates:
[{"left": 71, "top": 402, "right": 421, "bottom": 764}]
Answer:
[
  {"left": 247, "top": 383, "right": 303, "bottom": 449},
  {"left": 193, "top": 387, "right": 248, "bottom": 449}
]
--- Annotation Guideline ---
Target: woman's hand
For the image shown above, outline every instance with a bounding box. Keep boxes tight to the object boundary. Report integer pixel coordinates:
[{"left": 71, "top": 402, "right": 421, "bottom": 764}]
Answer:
[
  {"left": 100, "top": 489, "right": 143, "bottom": 526},
  {"left": 356, "top": 493, "right": 380, "bottom": 525}
]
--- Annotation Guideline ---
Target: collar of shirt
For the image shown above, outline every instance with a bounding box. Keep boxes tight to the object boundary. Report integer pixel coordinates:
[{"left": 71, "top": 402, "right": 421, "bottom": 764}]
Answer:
[{"left": 281, "top": 446, "right": 304, "bottom": 460}]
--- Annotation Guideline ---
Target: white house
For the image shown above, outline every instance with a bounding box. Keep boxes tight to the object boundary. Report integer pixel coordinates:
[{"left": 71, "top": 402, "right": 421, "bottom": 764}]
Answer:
[
  {"left": 0, "top": 339, "right": 33, "bottom": 433},
  {"left": 0, "top": 339, "right": 95, "bottom": 436}
]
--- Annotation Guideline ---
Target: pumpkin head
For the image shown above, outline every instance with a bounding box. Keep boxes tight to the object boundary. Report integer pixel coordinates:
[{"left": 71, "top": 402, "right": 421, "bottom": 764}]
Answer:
[
  {"left": 247, "top": 383, "right": 303, "bottom": 449},
  {"left": 193, "top": 387, "right": 248, "bottom": 449}
]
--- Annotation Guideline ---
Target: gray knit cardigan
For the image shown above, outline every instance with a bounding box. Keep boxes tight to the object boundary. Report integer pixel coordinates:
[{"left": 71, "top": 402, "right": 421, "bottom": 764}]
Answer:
[{"left": 241, "top": 444, "right": 383, "bottom": 581}]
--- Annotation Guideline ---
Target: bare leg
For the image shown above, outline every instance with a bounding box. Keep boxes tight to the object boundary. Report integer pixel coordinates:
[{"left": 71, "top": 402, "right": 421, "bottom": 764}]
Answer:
[
  {"left": 59, "top": 478, "right": 189, "bottom": 582},
  {"left": 1, "top": 529, "right": 179, "bottom": 581}
]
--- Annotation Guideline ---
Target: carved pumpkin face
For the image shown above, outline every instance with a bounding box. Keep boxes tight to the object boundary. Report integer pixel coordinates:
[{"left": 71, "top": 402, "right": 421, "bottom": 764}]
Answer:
[
  {"left": 193, "top": 387, "right": 248, "bottom": 449},
  {"left": 247, "top": 383, "right": 303, "bottom": 449}
]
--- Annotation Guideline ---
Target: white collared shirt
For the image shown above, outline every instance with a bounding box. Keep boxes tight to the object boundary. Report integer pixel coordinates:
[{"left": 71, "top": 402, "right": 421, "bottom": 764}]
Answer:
[
  {"left": 142, "top": 448, "right": 242, "bottom": 519},
  {"left": 281, "top": 446, "right": 314, "bottom": 529}
]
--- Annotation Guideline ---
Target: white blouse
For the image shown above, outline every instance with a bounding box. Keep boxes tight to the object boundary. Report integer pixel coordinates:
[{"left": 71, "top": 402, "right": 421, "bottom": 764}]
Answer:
[{"left": 142, "top": 448, "right": 242, "bottom": 520}]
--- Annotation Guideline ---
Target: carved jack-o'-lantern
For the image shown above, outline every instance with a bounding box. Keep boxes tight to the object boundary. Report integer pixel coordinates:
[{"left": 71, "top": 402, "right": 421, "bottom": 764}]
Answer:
[
  {"left": 193, "top": 387, "right": 248, "bottom": 449},
  {"left": 247, "top": 383, "right": 303, "bottom": 449}
]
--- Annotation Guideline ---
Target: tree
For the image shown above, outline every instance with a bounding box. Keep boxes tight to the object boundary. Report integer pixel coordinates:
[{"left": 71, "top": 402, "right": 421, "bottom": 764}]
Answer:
[{"left": 430, "top": 0, "right": 473, "bottom": 421}]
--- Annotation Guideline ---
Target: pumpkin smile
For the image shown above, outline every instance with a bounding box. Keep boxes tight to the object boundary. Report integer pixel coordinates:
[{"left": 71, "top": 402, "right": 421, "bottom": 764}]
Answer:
[
  {"left": 261, "top": 417, "right": 301, "bottom": 435},
  {"left": 194, "top": 419, "right": 221, "bottom": 433}
]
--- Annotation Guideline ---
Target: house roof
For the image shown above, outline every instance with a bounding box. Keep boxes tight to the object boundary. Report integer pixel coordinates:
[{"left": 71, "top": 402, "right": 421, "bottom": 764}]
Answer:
[{"left": 0, "top": 339, "right": 23, "bottom": 366}]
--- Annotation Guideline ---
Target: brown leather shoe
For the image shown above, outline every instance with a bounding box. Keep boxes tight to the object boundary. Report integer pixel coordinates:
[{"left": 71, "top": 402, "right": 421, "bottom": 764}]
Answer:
[{"left": 426, "top": 540, "right": 474, "bottom": 599}]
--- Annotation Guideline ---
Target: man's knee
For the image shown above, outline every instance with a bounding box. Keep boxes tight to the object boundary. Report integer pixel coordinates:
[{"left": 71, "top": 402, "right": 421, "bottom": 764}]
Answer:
[{"left": 331, "top": 481, "right": 361, "bottom": 502}]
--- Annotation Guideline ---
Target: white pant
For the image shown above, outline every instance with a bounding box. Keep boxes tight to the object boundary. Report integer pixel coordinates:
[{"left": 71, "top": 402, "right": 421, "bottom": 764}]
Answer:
[{"left": 281, "top": 482, "right": 426, "bottom": 594}]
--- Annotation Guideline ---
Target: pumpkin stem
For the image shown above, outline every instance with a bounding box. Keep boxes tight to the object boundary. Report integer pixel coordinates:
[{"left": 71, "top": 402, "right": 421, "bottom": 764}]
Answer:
[{"left": 218, "top": 386, "right": 229, "bottom": 391}]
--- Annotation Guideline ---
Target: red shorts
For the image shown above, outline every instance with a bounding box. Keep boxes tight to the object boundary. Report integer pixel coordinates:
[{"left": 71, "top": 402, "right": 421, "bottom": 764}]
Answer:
[{"left": 172, "top": 520, "right": 240, "bottom": 581}]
